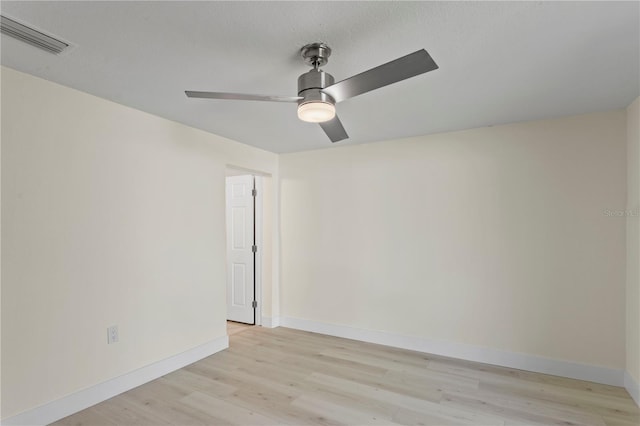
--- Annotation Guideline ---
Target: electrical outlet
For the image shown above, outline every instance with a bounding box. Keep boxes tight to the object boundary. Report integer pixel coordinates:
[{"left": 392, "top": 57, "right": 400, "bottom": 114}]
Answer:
[{"left": 107, "top": 325, "right": 119, "bottom": 344}]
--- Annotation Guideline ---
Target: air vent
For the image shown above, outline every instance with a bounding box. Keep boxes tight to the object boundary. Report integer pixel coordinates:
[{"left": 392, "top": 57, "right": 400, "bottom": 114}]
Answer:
[{"left": 0, "top": 15, "right": 69, "bottom": 54}]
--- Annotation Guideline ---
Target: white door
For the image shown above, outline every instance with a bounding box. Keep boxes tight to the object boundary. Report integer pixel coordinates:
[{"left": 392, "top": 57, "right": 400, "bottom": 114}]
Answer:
[{"left": 225, "top": 175, "right": 255, "bottom": 324}]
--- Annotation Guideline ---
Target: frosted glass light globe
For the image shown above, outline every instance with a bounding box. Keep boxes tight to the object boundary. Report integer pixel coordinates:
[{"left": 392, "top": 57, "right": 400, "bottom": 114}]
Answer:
[{"left": 297, "top": 102, "right": 336, "bottom": 123}]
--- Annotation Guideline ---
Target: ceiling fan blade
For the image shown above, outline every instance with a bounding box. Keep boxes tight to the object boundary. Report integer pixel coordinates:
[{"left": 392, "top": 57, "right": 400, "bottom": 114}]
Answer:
[
  {"left": 319, "top": 115, "right": 349, "bottom": 143},
  {"left": 185, "top": 91, "right": 302, "bottom": 103},
  {"left": 322, "top": 49, "right": 438, "bottom": 103}
]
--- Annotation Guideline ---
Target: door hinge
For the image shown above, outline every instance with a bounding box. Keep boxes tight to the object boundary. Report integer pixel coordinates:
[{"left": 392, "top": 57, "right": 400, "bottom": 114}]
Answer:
[
  {"left": 252, "top": 245, "right": 257, "bottom": 253},
  {"left": 252, "top": 300, "right": 257, "bottom": 309},
  {"left": 252, "top": 188, "right": 257, "bottom": 197}
]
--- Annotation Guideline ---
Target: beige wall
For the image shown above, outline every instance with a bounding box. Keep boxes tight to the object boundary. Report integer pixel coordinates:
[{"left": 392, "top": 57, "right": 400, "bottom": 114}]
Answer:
[
  {"left": 0, "top": 66, "right": 3, "bottom": 419},
  {"left": 280, "top": 110, "right": 627, "bottom": 369},
  {"left": 1, "top": 63, "right": 633, "bottom": 418},
  {"left": 262, "top": 175, "right": 276, "bottom": 319},
  {"left": 627, "top": 97, "right": 640, "bottom": 383},
  {"left": 0, "top": 67, "right": 278, "bottom": 418}
]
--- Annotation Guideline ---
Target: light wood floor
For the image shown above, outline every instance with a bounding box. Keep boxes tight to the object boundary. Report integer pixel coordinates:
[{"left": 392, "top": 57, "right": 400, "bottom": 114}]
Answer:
[
  {"left": 226, "top": 321, "right": 254, "bottom": 336},
  {"left": 53, "top": 326, "right": 639, "bottom": 426}
]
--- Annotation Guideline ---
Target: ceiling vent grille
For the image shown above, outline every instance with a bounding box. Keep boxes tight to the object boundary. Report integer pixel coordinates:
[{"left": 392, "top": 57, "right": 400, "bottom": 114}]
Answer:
[{"left": 0, "top": 15, "right": 69, "bottom": 54}]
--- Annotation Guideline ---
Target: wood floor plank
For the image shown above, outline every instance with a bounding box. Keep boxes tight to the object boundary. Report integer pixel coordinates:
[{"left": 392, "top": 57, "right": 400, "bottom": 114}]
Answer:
[
  {"left": 226, "top": 321, "right": 254, "bottom": 337},
  {"left": 52, "top": 327, "right": 639, "bottom": 426},
  {"left": 52, "top": 405, "right": 120, "bottom": 426},
  {"left": 479, "top": 381, "right": 640, "bottom": 426},
  {"left": 391, "top": 406, "right": 487, "bottom": 426},
  {"left": 309, "top": 368, "right": 445, "bottom": 403},
  {"left": 219, "top": 384, "right": 338, "bottom": 425},
  {"left": 303, "top": 385, "right": 401, "bottom": 420},
  {"left": 159, "top": 368, "right": 238, "bottom": 396},
  {"left": 440, "top": 388, "right": 606, "bottom": 426},
  {"left": 90, "top": 395, "right": 174, "bottom": 426},
  {"left": 428, "top": 359, "right": 630, "bottom": 398},
  {"left": 180, "top": 391, "right": 279, "bottom": 425},
  {"left": 291, "top": 394, "right": 401, "bottom": 425}
]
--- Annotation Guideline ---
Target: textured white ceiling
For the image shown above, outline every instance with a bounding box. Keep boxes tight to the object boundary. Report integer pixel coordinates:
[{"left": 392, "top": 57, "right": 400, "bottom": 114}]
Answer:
[{"left": 1, "top": 1, "right": 638, "bottom": 153}]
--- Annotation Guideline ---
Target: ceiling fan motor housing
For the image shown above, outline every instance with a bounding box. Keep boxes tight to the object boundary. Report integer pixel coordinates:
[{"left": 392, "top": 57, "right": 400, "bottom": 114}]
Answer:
[{"left": 297, "top": 69, "right": 335, "bottom": 106}]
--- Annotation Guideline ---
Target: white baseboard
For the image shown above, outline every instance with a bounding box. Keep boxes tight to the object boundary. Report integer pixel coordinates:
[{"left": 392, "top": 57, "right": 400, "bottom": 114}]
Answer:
[
  {"left": 280, "top": 317, "right": 624, "bottom": 387},
  {"left": 1, "top": 336, "right": 229, "bottom": 426},
  {"left": 261, "top": 316, "right": 280, "bottom": 328},
  {"left": 625, "top": 371, "right": 640, "bottom": 407}
]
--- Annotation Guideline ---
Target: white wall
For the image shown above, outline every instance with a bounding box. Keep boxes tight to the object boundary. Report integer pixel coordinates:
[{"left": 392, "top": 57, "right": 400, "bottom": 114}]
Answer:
[
  {"left": 627, "top": 97, "right": 640, "bottom": 391},
  {"left": 0, "top": 67, "right": 278, "bottom": 419},
  {"left": 262, "top": 175, "right": 276, "bottom": 320},
  {"left": 280, "top": 110, "right": 627, "bottom": 370},
  {"left": 0, "top": 66, "right": 3, "bottom": 420},
  {"left": 1, "top": 62, "right": 633, "bottom": 418}
]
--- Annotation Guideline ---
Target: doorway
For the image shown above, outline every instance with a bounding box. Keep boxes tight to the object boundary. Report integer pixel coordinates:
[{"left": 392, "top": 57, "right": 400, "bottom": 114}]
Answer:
[{"left": 225, "top": 174, "right": 262, "bottom": 326}]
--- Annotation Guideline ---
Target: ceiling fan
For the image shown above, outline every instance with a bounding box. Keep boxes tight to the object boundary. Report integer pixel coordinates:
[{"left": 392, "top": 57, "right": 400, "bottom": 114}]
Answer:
[{"left": 185, "top": 43, "right": 438, "bottom": 143}]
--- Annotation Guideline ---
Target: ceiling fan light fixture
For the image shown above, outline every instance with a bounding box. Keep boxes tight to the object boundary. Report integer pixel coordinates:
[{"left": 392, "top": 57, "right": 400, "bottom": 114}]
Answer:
[
  {"left": 297, "top": 101, "right": 335, "bottom": 123},
  {"left": 186, "top": 42, "right": 438, "bottom": 143}
]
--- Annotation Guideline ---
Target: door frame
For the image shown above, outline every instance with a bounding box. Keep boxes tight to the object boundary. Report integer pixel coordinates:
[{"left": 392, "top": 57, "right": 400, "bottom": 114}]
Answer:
[
  {"left": 254, "top": 176, "right": 263, "bottom": 326},
  {"left": 224, "top": 170, "right": 264, "bottom": 326}
]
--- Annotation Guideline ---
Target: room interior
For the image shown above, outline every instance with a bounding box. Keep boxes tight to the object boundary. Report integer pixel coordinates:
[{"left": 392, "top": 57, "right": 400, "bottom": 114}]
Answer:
[{"left": 1, "top": 1, "right": 639, "bottom": 425}]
